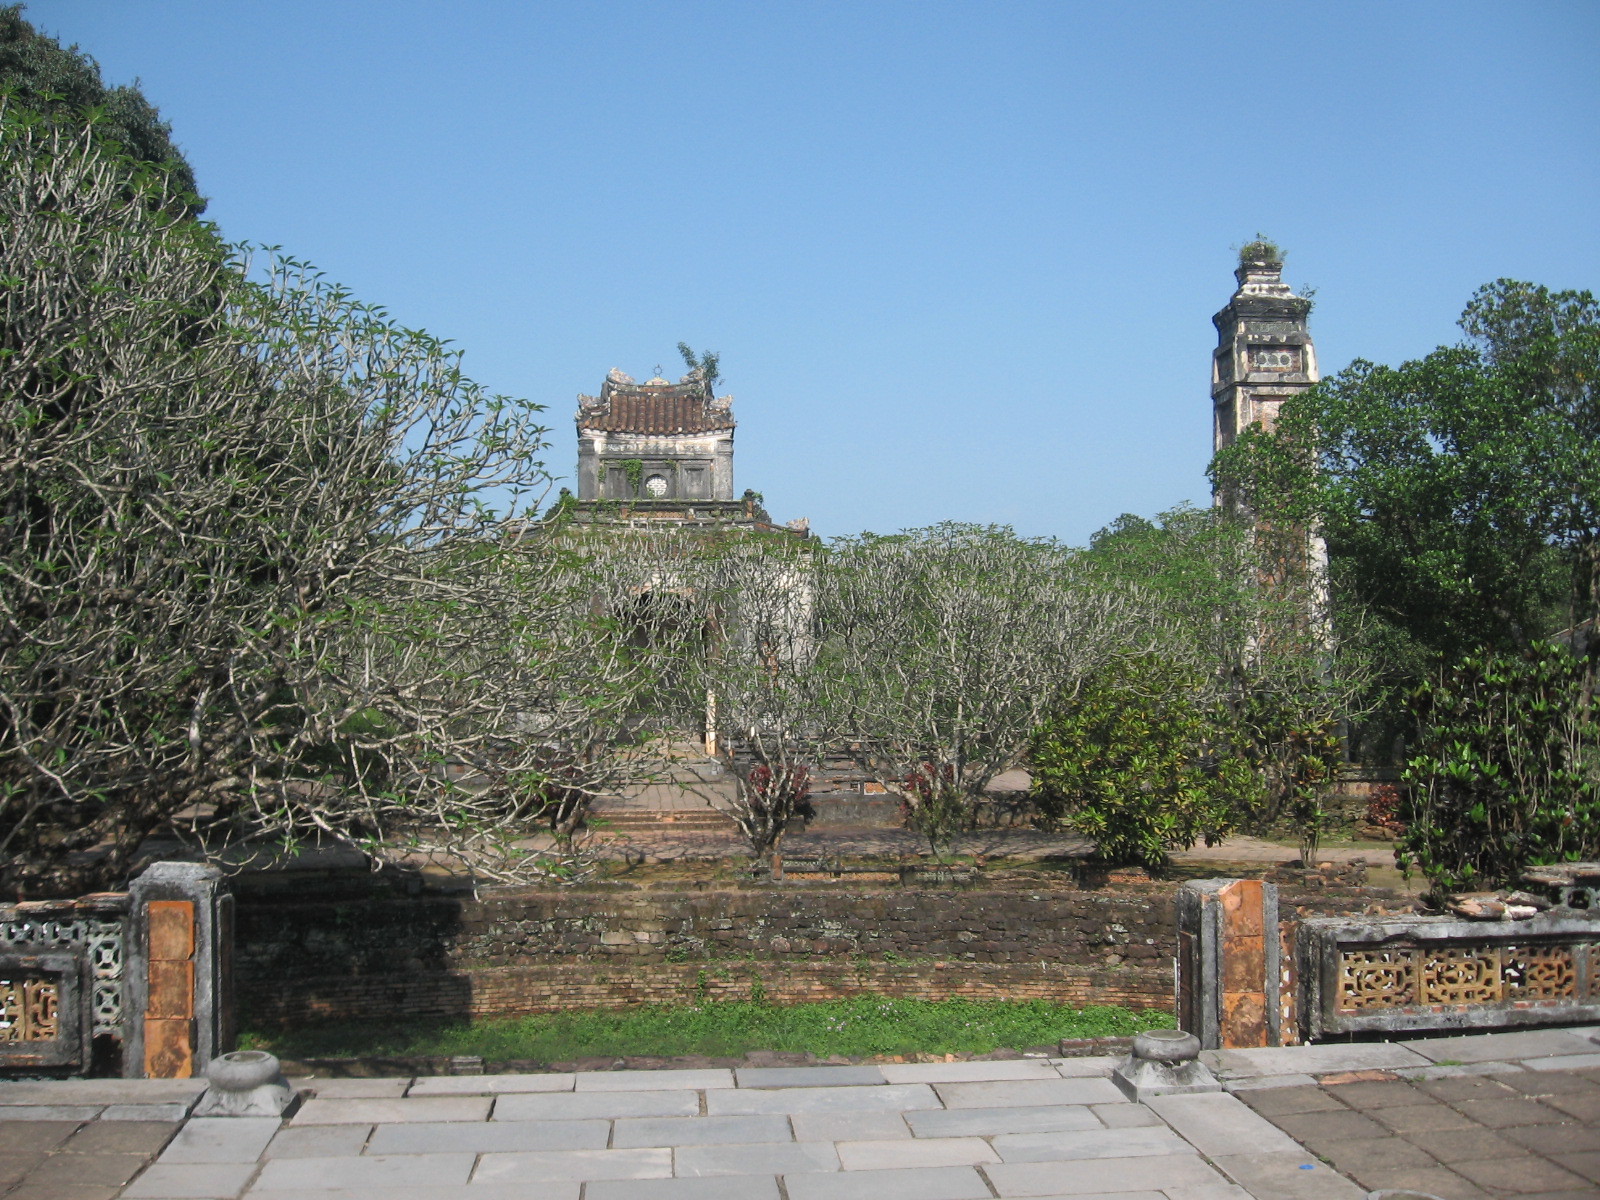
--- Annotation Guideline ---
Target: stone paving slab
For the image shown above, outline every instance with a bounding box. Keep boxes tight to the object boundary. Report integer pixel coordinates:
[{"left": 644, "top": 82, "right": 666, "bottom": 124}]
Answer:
[
  {"left": 103, "top": 1103, "right": 193, "bottom": 1122},
  {"left": 291, "top": 1096, "right": 491, "bottom": 1125},
  {"left": 0, "top": 1121, "right": 78, "bottom": 1153},
  {"left": 934, "top": 1077, "right": 1126, "bottom": 1108},
  {"left": 406, "top": 1072, "right": 574, "bottom": 1095},
  {"left": 471, "top": 1146, "right": 673, "bottom": 1182},
  {"left": 736, "top": 1065, "right": 887, "bottom": 1088},
  {"left": 1220, "top": 1074, "right": 1319, "bottom": 1092},
  {"left": 0, "top": 1080, "right": 207, "bottom": 1105},
  {"left": 783, "top": 1164, "right": 992, "bottom": 1200},
  {"left": 255, "top": 1151, "right": 475, "bottom": 1189},
  {"left": 611, "top": 1114, "right": 791, "bottom": 1148},
  {"left": 1400, "top": 1027, "right": 1600, "bottom": 1063},
  {"left": 835, "top": 1135, "right": 999, "bottom": 1169},
  {"left": 261, "top": 1124, "right": 371, "bottom": 1159},
  {"left": 246, "top": 1189, "right": 578, "bottom": 1200},
  {"left": 365, "top": 1116, "right": 610, "bottom": 1153},
  {"left": 1049, "top": 1057, "right": 1120, "bottom": 1077},
  {"left": 904, "top": 1103, "right": 1102, "bottom": 1138},
  {"left": 1388, "top": 1068, "right": 1523, "bottom": 1088},
  {"left": 990, "top": 1125, "right": 1191, "bottom": 1163},
  {"left": 491, "top": 1090, "right": 699, "bottom": 1121},
  {"left": 0, "top": 1104, "right": 108, "bottom": 1121},
  {"left": 295, "top": 1078, "right": 410, "bottom": 1099},
  {"left": 985, "top": 1154, "right": 1230, "bottom": 1196},
  {"left": 707, "top": 1082, "right": 940, "bottom": 1115},
  {"left": 574, "top": 1068, "right": 734, "bottom": 1091},
  {"left": 1205, "top": 1042, "right": 1430, "bottom": 1078},
  {"left": 1524, "top": 1051, "right": 1600, "bottom": 1072},
  {"left": 585, "top": 1178, "right": 780, "bottom": 1200},
  {"left": 1145, "top": 1093, "right": 1305, "bottom": 1158},
  {"left": 1092, "top": 1103, "right": 1164, "bottom": 1129},
  {"left": 674, "top": 1139, "right": 842, "bottom": 1175},
  {"left": 790, "top": 1110, "right": 911, "bottom": 1141},
  {"left": 158, "top": 1118, "right": 281, "bottom": 1164},
  {"left": 877, "top": 1060, "right": 1062, "bottom": 1084},
  {"left": 1209, "top": 1151, "right": 1367, "bottom": 1200},
  {"left": 121, "top": 1161, "right": 258, "bottom": 1199}
]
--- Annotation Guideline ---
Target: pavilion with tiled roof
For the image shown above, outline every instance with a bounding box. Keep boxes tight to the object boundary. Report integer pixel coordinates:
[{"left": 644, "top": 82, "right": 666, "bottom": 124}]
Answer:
[{"left": 568, "top": 366, "right": 807, "bottom": 536}]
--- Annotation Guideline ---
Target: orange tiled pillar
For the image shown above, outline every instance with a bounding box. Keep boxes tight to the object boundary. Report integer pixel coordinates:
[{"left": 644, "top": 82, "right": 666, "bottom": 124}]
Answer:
[
  {"left": 144, "top": 899, "right": 197, "bottom": 1076},
  {"left": 126, "top": 864, "right": 234, "bottom": 1078},
  {"left": 1176, "top": 878, "right": 1282, "bottom": 1049}
]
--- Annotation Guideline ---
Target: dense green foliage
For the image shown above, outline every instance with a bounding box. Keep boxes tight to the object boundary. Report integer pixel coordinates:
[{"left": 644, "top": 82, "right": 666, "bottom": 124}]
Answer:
[
  {"left": 1400, "top": 643, "right": 1599, "bottom": 895},
  {"left": 1211, "top": 280, "right": 1599, "bottom": 688},
  {"left": 1031, "top": 655, "right": 1258, "bottom": 868},
  {"left": 0, "top": 5, "right": 201, "bottom": 210},
  {"left": 1059, "top": 506, "right": 1364, "bottom": 864},
  {"left": 1213, "top": 279, "right": 1599, "bottom": 886},
  {"left": 243, "top": 996, "right": 1172, "bottom": 1061}
]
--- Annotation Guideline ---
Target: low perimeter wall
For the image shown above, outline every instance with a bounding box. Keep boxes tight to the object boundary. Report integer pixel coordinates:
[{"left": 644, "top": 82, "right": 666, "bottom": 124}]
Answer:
[{"left": 233, "top": 876, "right": 1404, "bottom": 1029}]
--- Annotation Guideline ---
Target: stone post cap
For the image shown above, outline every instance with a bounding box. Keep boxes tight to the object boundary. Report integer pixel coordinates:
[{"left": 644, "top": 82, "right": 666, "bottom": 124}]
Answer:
[
  {"left": 194, "top": 1051, "right": 297, "bottom": 1118},
  {"left": 133, "top": 862, "right": 225, "bottom": 887}
]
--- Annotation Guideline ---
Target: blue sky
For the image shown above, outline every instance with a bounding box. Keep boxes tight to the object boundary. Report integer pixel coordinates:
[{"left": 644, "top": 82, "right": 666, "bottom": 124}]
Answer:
[{"left": 23, "top": 1, "right": 1600, "bottom": 544}]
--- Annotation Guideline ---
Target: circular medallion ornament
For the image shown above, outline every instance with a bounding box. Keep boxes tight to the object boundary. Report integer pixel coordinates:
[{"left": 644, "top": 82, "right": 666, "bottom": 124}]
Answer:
[{"left": 644, "top": 474, "right": 669, "bottom": 497}]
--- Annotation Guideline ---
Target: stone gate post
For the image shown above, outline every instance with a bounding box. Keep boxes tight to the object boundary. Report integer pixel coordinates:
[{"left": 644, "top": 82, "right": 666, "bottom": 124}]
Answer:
[
  {"left": 1176, "top": 878, "right": 1280, "bottom": 1050},
  {"left": 125, "top": 863, "right": 235, "bottom": 1078}
]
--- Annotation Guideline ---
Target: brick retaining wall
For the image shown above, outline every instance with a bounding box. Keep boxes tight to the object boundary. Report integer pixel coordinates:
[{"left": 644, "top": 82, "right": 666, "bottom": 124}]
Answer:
[{"left": 233, "top": 877, "right": 1408, "bottom": 1029}]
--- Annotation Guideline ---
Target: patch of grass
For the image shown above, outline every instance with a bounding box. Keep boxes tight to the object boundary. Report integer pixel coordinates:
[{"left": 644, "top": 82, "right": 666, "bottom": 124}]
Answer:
[{"left": 242, "top": 996, "right": 1172, "bottom": 1062}]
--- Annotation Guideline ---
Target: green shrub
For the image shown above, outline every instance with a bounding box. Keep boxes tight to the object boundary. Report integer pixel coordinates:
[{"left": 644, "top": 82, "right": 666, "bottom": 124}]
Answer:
[
  {"left": 1030, "top": 655, "right": 1259, "bottom": 868},
  {"left": 1400, "top": 642, "right": 1598, "bottom": 895}
]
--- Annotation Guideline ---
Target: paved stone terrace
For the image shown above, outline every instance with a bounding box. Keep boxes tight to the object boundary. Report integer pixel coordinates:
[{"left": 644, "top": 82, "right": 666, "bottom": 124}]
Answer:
[{"left": 0, "top": 1027, "right": 1595, "bottom": 1199}]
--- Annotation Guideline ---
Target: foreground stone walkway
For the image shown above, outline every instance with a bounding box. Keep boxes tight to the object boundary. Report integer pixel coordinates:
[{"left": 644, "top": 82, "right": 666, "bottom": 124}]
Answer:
[{"left": 0, "top": 1027, "right": 1595, "bottom": 1199}]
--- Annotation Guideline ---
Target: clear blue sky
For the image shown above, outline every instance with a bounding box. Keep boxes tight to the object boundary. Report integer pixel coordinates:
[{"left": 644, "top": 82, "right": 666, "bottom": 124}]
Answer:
[{"left": 23, "top": 1, "right": 1600, "bottom": 545}]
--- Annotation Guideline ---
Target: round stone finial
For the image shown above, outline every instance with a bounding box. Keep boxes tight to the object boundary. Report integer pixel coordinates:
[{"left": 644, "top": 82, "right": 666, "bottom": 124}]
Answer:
[
  {"left": 206, "top": 1050, "right": 282, "bottom": 1093},
  {"left": 1131, "top": 1029, "right": 1201, "bottom": 1064}
]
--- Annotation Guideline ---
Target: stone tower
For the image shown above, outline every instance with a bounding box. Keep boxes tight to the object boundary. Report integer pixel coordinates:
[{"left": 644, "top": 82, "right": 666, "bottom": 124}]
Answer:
[
  {"left": 576, "top": 367, "right": 735, "bottom": 502},
  {"left": 1211, "top": 242, "right": 1319, "bottom": 463}
]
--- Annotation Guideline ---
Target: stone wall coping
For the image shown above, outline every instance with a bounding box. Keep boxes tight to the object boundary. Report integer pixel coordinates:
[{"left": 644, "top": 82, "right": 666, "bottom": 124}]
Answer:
[
  {"left": 1299, "top": 909, "right": 1600, "bottom": 943},
  {"left": 2, "top": 893, "right": 130, "bottom": 918}
]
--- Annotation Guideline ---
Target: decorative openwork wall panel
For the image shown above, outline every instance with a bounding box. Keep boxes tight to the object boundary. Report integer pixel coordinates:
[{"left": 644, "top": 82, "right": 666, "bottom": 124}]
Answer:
[
  {"left": 0, "top": 950, "right": 90, "bottom": 1070},
  {"left": 0, "top": 916, "right": 125, "bottom": 1037},
  {"left": 0, "top": 977, "right": 60, "bottom": 1041},
  {"left": 1301, "top": 913, "right": 1600, "bottom": 1039}
]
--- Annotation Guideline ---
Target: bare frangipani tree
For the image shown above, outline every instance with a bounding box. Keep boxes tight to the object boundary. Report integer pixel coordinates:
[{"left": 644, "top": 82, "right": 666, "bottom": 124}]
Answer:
[
  {"left": 695, "top": 539, "right": 824, "bottom": 860},
  {"left": 813, "top": 525, "right": 1146, "bottom": 858},
  {"left": 0, "top": 107, "right": 686, "bottom": 895}
]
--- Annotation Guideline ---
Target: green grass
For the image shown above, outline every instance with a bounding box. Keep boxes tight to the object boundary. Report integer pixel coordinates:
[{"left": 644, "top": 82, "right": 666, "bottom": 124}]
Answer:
[{"left": 242, "top": 996, "right": 1172, "bottom": 1062}]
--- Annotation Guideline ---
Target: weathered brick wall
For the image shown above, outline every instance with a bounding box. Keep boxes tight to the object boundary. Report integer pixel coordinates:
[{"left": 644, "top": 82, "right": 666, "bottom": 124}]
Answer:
[
  {"left": 234, "top": 885, "right": 1180, "bottom": 1027},
  {"left": 231, "top": 878, "right": 1412, "bottom": 1030}
]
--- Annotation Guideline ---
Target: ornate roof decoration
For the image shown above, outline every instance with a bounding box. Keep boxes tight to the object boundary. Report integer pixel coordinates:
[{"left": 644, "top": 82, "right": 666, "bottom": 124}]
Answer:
[{"left": 578, "top": 369, "right": 735, "bottom": 436}]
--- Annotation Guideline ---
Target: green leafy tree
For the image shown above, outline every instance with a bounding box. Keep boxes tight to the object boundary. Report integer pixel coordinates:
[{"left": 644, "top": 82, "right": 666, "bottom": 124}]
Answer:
[
  {"left": 1077, "top": 505, "right": 1369, "bottom": 860},
  {"left": 0, "top": 4, "right": 201, "bottom": 211},
  {"left": 1400, "top": 643, "right": 1599, "bottom": 896},
  {"left": 1031, "top": 655, "right": 1259, "bottom": 869},
  {"left": 1210, "top": 281, "right": 1600, "bottom": 691}
]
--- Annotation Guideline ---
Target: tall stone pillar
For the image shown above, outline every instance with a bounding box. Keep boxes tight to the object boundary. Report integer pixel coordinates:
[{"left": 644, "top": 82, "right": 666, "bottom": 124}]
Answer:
[
  {"left": 1176, "top": 878, "right": 1280, "bottom": 1050},
  {"left": 125, "top": 863, "right": 235, "bottom": 1078}
]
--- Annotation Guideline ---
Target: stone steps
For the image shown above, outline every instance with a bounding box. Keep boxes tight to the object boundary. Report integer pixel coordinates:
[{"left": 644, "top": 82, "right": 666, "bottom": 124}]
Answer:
[{"left": 587, "top": 807, "right": 739, "bottom": 834}]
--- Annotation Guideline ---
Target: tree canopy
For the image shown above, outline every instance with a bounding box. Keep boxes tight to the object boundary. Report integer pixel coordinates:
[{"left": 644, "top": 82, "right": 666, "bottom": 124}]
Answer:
[
  {"left": 0, "top": 100, "right": 694, "bottom": 897},
  {"left": 1211, "top": 280, "right": 1600, "bottom": 685},
  {"left": 0, "top": 5, "right": 201, "bottom": 211}
]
